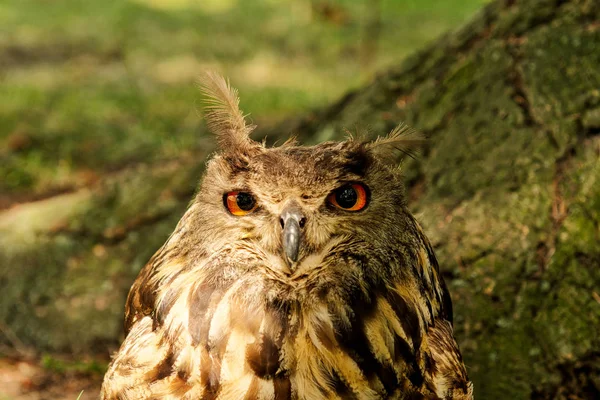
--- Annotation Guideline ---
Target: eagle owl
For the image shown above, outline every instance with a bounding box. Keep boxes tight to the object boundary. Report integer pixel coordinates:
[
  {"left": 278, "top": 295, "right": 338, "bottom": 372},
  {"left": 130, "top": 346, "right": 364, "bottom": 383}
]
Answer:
[{"left": 101, "top": 72, "right": 473, "bottom": 399}]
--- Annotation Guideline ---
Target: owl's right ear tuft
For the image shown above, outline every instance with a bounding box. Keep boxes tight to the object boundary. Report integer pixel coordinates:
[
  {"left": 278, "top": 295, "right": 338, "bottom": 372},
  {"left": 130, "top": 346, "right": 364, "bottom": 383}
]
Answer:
[
  {"left": 198, "top": 71, "right": 261, "bottom": 156},
  {"left": 367, "top": 123, "right": 426, "bottom": 161}
]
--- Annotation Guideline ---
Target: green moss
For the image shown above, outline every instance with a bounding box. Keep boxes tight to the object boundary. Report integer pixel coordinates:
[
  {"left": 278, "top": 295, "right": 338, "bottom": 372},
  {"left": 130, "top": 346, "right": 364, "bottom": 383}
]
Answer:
[{"left": 0, "top": 159, "right": 201, "bottom": 351}]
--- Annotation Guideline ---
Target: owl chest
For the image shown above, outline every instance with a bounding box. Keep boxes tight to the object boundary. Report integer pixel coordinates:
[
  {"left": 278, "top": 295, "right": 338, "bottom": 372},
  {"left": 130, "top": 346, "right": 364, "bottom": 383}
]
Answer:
[
  {"left": 208, "top": 301, "right": 398, "bottom": 400},
  {"left": 173, "top": 270, "right": 417, "bottom": 398}
]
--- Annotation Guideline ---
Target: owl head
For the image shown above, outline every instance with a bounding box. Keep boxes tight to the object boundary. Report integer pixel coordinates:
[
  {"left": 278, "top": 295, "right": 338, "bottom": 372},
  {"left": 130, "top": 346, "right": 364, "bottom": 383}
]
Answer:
[{"left": 189, "top": 72, "right": 424, "bottom": 282}]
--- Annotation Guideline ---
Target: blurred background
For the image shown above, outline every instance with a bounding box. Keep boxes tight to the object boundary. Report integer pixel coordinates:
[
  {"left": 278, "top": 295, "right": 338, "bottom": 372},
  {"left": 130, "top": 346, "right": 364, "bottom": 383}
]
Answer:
[
  {"left": 1, "top": 0, "right": 486, "bottom": 201},
  {"left": 3, "top": 0, "right": 600, "bottom": 399},
  {"left": 0, "top": 0, "right": 487, "bottom": 397}
]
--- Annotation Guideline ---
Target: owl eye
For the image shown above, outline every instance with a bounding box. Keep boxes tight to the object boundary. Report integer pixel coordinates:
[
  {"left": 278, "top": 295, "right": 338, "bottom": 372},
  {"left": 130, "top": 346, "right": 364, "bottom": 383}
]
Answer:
[
  {"left": 224, "top": 191, "right": 258, "bottom": 216},
  {"left": 328, "top": 183, "right": 369, "bottom": 211}
]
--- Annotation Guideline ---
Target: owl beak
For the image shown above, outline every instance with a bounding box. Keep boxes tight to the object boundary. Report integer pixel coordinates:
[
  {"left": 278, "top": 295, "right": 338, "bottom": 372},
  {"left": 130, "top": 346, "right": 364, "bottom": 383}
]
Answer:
[{"left": 280, "top": 205, "right": 306, "bottom": 265}]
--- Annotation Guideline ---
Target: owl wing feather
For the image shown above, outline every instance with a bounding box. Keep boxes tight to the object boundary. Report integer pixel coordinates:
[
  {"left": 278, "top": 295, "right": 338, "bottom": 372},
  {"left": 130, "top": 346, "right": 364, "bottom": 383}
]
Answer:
[
  {"left": 426, "top": 319, "right": 474, "bottom": 399},
  {"left": 123, "top": 253, "right": 158, "bottom": 334}
]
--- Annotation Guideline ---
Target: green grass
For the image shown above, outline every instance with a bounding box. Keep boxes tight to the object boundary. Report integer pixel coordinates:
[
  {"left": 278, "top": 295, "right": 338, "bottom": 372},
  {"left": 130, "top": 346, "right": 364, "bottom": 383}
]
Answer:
[
  {"left": 41, "top": 353, "right": 107, "bottom": 375},
  {"left": 0, "top": 0, "right": 487, "bottom": 197}
]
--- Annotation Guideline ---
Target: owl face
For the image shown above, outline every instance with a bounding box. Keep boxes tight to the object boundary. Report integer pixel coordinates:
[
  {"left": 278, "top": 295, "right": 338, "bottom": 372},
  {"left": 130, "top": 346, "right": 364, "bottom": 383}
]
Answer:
[
  {"left": 176, "top": 72, "right": 423, "bottom": 295},
  {"left": 193, "top": 140, "right": 408, "bottom": 280}
]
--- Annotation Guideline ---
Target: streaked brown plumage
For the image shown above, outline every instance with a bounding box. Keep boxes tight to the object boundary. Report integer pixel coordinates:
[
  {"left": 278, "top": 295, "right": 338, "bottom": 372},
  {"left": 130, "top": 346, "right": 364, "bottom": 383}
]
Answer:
[{"left": 101, "top": 72, "right": 473, "bottom": 399}]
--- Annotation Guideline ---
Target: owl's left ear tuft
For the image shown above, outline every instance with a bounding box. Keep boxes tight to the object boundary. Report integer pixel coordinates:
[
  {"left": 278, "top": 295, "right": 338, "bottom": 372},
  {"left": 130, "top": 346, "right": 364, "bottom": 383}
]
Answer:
[
  {"left": 367, "top": 123, "right": 426, "bottom": 160},
  {"left": 198, "top": 71, "right": 261, "bottom": 156}
]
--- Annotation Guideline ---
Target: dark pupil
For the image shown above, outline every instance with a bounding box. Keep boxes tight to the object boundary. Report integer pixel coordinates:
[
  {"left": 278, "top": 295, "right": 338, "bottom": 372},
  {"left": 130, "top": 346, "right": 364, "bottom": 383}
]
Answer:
[
  {"left": 336, "top": 186, "right": 357, "bottom": 208},
  {"left": 236, "top": 193, "right": 255, "bottom": 211}
]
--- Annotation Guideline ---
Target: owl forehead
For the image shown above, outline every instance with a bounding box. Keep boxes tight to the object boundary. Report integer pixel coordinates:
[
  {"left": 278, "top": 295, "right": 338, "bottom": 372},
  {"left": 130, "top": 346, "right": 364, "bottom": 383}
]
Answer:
[{"left": 244, "top": 143, "right": 371, "bottom": 198}]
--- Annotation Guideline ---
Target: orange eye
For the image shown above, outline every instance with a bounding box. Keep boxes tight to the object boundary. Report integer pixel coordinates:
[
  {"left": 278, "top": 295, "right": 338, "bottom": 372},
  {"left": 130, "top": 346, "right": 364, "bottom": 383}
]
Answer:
[
  {"left": 224, "top": 191, "right": 258, "bottom": 216},
  {"left": 327, "top": 183, "right": 369, "bottom": 211}
]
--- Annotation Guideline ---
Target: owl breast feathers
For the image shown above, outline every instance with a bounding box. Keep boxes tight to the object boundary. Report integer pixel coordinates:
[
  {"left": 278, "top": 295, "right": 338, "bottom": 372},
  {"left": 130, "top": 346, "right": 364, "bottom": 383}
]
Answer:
[{"left": 101, "top": 72, "right": 473, "bottom": 400}]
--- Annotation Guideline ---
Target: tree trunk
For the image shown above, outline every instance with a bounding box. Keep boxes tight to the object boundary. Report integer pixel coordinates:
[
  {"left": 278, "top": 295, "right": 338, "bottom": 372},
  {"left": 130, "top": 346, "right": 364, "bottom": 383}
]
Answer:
[
  {"left": 274, "top": 1, "right": 600, "bottom": 397},
  {"left": 1, "top": 0, "right": 598, "bottom": 398}
]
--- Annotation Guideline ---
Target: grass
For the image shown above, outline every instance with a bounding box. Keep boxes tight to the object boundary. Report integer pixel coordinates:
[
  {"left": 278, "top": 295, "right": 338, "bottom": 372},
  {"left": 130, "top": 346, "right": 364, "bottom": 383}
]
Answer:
[
  {"left": 0, "top": 0, "right": 487, "bottom": 199},
  {"left": 41, "top": 353, "right": 106, "bottom": 376}
]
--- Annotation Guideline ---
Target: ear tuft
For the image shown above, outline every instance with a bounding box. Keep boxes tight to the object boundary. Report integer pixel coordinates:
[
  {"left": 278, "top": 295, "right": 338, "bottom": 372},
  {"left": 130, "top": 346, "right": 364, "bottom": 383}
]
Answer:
[
  {"left": 367, "top": 123, "right": 426, "bottom": 160},
  {"left": 198, "top": 71, "right": 259, "bottom": 154}
]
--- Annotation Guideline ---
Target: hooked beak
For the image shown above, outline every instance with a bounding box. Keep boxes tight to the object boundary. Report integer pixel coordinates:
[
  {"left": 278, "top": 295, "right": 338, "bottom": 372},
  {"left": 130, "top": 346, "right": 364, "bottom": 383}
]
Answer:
[{"left": 280, "top": 204, "right": 306, "bottom": 265}]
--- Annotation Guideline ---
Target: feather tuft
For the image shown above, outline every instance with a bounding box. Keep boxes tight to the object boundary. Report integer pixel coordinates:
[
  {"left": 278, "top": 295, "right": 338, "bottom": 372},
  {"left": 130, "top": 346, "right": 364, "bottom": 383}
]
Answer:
[
  {"left": 368, "top": 123, "right": 426, "bottom": 160},
  {"left": 198, "top": 71, "right": 258, "bottom": 153}
]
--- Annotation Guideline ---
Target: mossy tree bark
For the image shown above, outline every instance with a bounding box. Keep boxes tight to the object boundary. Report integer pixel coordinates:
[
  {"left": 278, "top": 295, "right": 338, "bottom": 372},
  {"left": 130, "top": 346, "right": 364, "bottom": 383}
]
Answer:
[{"left": 1, "top": 0, "right": 598, "bottom": 398}]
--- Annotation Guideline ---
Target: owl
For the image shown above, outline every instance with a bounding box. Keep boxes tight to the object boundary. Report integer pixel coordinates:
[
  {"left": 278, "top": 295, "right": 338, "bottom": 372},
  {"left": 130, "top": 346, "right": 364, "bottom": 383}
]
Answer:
[{"left": 100, "top": 72, "right": 473, "bottom": 400}]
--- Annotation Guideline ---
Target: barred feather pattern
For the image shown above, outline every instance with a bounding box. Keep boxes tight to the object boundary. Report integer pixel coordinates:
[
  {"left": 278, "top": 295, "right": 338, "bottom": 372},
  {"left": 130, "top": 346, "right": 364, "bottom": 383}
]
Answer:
[{"left": 102, "top": 218, "right": 471, "bottom": 400}]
